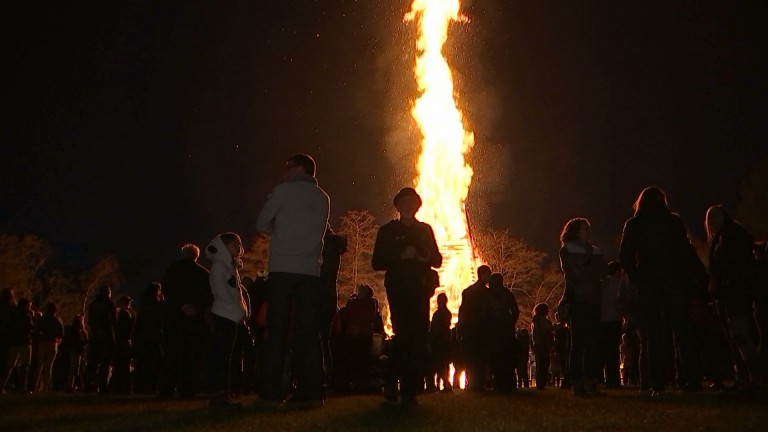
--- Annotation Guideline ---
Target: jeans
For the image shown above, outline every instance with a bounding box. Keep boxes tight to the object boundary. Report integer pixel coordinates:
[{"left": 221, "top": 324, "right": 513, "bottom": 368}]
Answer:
[{"left": 260, "top": 272, "right": 325, "bottom": 401}]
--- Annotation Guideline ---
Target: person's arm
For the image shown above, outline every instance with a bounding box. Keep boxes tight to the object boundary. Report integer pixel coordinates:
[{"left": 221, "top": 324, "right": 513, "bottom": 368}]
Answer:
[
  {"left": 422, "top": 224, "right": 443, "bottom": 268},
  {"left": 372, "top": 224, "right": 396, "bottom": 271},
  {"left": 255, "top": 185, "right": 283, "bottom": 235},
  {"left": 619, "top": 219, "right": 640, "bottom": 283},
  {"left": 560, "top": 247, "right": 592, "bottom": 282}
]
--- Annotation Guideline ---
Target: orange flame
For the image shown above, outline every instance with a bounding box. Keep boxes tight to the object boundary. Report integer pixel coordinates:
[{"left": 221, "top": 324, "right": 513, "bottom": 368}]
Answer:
[{"left": 406, "top": 0, "right": 476, "bottom": 321}]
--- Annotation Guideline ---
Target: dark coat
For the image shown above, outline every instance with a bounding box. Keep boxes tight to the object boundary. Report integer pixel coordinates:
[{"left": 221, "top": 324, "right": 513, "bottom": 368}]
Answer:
[
  {"left": 709, "top": 220, "right": 757, "bottom": 310},
  {"left": 619, "top": 209, "right": 694, "bottom": 290},
  {"left": 161, "top": 259, "right": 212, "bottom": 321}
]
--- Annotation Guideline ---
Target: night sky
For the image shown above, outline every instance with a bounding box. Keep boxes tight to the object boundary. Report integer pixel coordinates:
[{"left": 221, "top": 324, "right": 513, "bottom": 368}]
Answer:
[{"left": 4, "top": 1, "right": 767, "bottom": 295}]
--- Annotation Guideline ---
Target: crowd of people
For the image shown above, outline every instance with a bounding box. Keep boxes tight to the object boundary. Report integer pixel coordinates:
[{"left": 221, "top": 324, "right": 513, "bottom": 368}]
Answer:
[{"left": 1, "top": 154, "right": 766, "bottom": 411}]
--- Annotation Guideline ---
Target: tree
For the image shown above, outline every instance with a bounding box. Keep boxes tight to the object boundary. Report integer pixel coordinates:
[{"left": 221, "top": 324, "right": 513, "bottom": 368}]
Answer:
[
  {"left": 79, "top": 255, "right": 123, "bottom": 314},
  {"left": 242, "top": 234, "right": 270, "bottom": 278},
  {"left": 474, "top": 229, "right": 551, "bottom": 327},
  {"left": 0, "top": 234, "right": 52, "bottom": 305},
  {"left": 735, "top": 158, "right": 768, "bottom": 240},
  {"left": 336, "top": 210, "right": 383, "bottom": 308}
]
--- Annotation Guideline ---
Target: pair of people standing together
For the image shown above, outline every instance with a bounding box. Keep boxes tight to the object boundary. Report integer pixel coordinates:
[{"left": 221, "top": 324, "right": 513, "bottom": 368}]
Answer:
[{"left": 211, "top": 154, "right": 442, "bottom": 408}]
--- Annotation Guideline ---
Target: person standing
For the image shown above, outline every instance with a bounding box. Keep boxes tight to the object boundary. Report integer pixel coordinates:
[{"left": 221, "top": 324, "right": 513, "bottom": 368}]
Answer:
[
  {"left": 33, "top": 302, "right": 64, "bottom": 392},
  {"left": 84, "top": 285, "right": 117, "bottom": 393},
  {"left": 255, "top": 153, "right": 330, "bottom": 408},
  {"left": 619, "top": 186, "right": 705, "bottom": 396},
  {"left": 557, "top": 218, "right": 607, "bottom": 396},
  {"left": 110, "top": 295, "right": 136, "bottom": 393},
  {"left": 487, "top": 272, "right": 520, "bottom": 393},
  {"left": 205, "top": 232, "right": 248, "bottom": 408},
  {"left": 531, "top": 303, "right": 553, "bottom": 390},
  {"left": 158, "top": 244, "right": 213, "bottom": 399},
  {"left": 457, "top": 265, "right": 492, "bottom": 391},
  {"left": 372, "top": 187, "right": 442, "bottom": 405},
  {"left": 705, "top": 205, "right": 763, "bottom": 390}
]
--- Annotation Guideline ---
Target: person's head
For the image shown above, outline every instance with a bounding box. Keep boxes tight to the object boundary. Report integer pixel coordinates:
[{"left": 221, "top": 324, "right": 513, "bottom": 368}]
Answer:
[
  {"left": 180, "top": 243, "right": 201, "bottom": 261},
  {"left": 98, "top": 284, "right": 112, "bottom": 299},
  {"left": 533, "top": 302, "right": 549, "bottom": 317},
  {"left": 393, "top": 187, "right": 422, "bottom": 219},
  {"left": 141, "top": 282, "right": 163, "bottom": 306},
  {"left": 18, "top": 297, "right": 31, "bottom": 311},
  {"left": 43, "top": 302, "right": 57, "bottom": 316},
  {"left": 633, "top": 186, "right": 670, "bottom": 215},
  {"left": 607, "top": 261, "right": 622, "bottom": 276},
  {"left": 220, "top": 232, "right": 244, "bottom": 259},
  {"left": 357, "top": 284, "right": 373, "bottom": 300},
  {"left": 285, "top": 153, "right": 316, "bottom": 179},
  {"left": 436, "top": 292, "right": 448, "bottom": 308},
  {"left": 754, "top": 241, "right": 768, "bottom": 261},
  {"left": 118, "top": 295, "right": 133, "bottom": 309},
  {"left": 489, "top": 272, "right": 504, "bottom": 289},
  {"left": 705, "top": 205, "right": 733, "bottom": 240},
  {"left": 0, "top": 288, "right": 15, "bottom": 306},
  {"left": 560, "top": 218, "right": 591, "bottom": 245},
  {"left": 477, "top": 265, "right": 492, "bottom": 284}
]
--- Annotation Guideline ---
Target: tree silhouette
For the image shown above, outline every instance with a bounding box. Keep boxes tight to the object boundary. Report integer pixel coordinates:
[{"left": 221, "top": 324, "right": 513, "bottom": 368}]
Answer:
[
  {"left": 336, "top": 210, "right": 384, "bottom": 309},
  {"left": 735, "top": 157, "right": 768, "bottom": 239}
]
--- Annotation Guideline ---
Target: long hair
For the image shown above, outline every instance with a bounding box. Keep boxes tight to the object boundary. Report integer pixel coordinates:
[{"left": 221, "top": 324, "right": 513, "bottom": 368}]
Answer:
[
  {"left": 633, "top": 186, "right": 670, "bottom": 215},
  {"left": 560, "top": 218, "right": 590, "bottom": 245},
  {"left": 705, "top": 204, "right": 736, "bottom": 241}
]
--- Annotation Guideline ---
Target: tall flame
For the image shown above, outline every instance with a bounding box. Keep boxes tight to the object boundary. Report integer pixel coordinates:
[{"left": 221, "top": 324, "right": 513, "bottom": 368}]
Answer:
[{"left": 406, "top": 0, "right": 476, "bottom": 319}]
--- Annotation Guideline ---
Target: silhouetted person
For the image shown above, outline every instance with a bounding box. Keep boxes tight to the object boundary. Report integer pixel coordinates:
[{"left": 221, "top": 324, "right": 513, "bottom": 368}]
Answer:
[
  {"left": 754, "top": 242, "right": 768, "bottom": 376},
  {"left": 619, "top": 186, "right": 705, "bottom": 396},
  {"left": 515, "top": 328, "right": 531, "bottom": 388},
  {"left": 33, "top": 302, "right": 63, "bottom": 392},
  {"left": 428, "top": 293, "right": 453, "bottom": 392},
  {"left": 600, "top": 261, "right": 624, "bottom": 388},
  {"left": 318, "top": 228, "right": 347, "bottom": 390},
  {"left": 255, "top": 153, "right": 330, "bottom": 408},
  {"left": 110, "top": 295, "right": 136, "bottom": 393},
  {"left": 458, "top": 265, "right": 492, "bottom": 391},
  {"left": 0, "top": 288, "right": 17, "bottom": 393},
  {"left": 487, "top": 272, "right": 520, "bottom": 392},
  {"left": 553, "top": 320, "right": 571, "bottom": 389},
  {"left": 206, "top": 232, "right": 248, "bottom": 409},
  {"left": 61, "top": 314, "right": 88, "bottom": 392},
  {"left": 531, "top": 303, "right": 553, "bottom": 390},
  {"left": 2, "top": 293, "right": 33, "bottom": 394},
  {"left": 159, "top": 243, "right": 213, "bottom": 399},
  {"left": 338, "top": 285, "right": 382, "bottom": 391},
  {"left": 372, "top": 187, "right": 442, "bottom": 405},
  {"left": 133, "top": 282, "right": 165, "bottom": 394},
  {"left": 558, "top": 218, "right": 607, "bottom": 396},
  {"left": 706, "top": 205, "right": 763, "bottom": 389},
  {"left": 84, "top": 285, "right": 116, "bottom": 393}
]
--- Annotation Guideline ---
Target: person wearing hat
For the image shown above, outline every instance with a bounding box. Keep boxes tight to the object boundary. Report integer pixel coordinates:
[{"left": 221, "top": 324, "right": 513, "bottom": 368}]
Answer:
[{"left": 372, "top": 187, "right": 442, "bottom": 405}]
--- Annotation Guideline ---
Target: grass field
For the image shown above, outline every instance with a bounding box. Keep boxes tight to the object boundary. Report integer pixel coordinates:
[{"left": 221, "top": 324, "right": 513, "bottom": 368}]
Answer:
[{"left": 1, "top": 387, "right": 766, "bottom": 432}]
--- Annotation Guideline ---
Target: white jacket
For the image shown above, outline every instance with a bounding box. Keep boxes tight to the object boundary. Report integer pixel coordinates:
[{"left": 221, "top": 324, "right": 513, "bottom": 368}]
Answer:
[
  {"left": 205, "top": 235, "right": 247, "bottom": 323},
  {"left": 255, "top": 174, "right": 330, "bottom": 277}
]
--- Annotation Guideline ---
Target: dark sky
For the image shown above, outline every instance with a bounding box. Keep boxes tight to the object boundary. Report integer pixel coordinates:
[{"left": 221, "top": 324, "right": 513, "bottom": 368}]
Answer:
[{"left": 4, "top": 1, "right": 767, "bottom": 295}]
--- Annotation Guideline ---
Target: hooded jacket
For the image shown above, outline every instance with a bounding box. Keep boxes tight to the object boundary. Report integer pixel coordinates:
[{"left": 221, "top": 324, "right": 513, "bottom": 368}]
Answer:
[
  {"left": 206, "top": 235, "right": 248, "bottom": 323},
  {"left": 255, "top": 174, "right": 330, "bottom": 277}
]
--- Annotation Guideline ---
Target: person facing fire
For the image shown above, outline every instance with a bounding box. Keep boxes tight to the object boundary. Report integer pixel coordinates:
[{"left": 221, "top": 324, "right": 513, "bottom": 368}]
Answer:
[
  {"left": 457, "top": 265, "right": 492, "bottom": 391},
  {"left": 372, "top": 187, "right": 442, "bottom": 406}
]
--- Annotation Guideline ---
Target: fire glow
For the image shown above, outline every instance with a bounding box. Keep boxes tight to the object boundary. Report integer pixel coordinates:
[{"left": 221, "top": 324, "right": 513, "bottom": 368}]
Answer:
[{"left": 406, "top": 0, "right": 477, "bottom": 320}]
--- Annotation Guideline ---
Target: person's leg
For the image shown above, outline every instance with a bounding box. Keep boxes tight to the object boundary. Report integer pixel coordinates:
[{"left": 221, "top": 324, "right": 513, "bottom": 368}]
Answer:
[
  {"left": 289, "top": 275, "right": 326, "bottom": 402},
  {"left": 207, "top": 314, "right": 239, "bottom": 406},
  {"left": 259, "top": 273, "right": 292, "bottom": 402}
]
